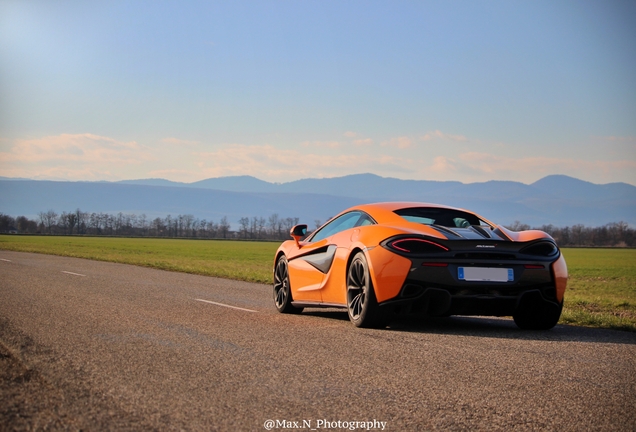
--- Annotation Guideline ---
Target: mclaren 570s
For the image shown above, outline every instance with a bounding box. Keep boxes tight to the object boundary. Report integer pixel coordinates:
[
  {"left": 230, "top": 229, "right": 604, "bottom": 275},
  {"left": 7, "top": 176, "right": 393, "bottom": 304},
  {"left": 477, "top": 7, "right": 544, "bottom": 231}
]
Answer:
[{"left": 273, "top": 202, "right": 567, "bottom": 330}]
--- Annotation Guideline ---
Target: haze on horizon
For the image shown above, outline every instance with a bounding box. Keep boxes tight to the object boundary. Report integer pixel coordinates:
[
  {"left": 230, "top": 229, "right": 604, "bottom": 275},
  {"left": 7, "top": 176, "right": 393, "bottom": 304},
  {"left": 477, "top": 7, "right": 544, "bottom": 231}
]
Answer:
[{"left": 1, "top": 1, "right": 635, "bottom": 186}]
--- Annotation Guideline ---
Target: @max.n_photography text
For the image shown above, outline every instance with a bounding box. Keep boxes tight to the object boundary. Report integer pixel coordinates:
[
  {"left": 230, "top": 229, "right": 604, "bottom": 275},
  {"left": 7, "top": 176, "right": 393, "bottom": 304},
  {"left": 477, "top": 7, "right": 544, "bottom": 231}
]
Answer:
[{"left": 263, "top": 419, "right": 388, "bottom": 430}]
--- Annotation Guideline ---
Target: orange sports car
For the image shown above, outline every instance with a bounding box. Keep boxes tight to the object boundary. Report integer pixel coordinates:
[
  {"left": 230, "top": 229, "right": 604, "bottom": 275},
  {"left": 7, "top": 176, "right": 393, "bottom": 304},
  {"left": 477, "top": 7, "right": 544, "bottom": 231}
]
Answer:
[{"left": 273, "top": 202, "right": 567, "bottom": 330}]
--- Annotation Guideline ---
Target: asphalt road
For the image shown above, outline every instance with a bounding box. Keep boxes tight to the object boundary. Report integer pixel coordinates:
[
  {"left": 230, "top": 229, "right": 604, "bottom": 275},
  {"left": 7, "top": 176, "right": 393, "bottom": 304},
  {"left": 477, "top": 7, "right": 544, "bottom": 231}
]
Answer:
[{"left": 1, "top": 251, "right": 635, "bottom": 431}]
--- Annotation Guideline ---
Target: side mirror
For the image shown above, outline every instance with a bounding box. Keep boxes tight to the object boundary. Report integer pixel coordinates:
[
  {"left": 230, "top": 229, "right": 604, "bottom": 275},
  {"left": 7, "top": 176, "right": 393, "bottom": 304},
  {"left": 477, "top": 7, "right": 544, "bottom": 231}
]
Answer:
[{"left": 290, "top": 224, "right": 307, "bottom": 247}]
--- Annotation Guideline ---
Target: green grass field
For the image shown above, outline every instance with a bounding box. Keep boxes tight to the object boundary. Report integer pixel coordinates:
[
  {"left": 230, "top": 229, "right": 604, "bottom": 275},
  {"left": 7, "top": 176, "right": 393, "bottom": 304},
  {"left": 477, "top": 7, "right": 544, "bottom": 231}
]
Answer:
[
  {"left": 0, "top": 235, "right": 279, "bottom": 283},
  {"left": 559, "top": 248, "right": 636, "bottom": 332},
  {"left": 1, "top": 235, "right": 634, "bottom": 331}
]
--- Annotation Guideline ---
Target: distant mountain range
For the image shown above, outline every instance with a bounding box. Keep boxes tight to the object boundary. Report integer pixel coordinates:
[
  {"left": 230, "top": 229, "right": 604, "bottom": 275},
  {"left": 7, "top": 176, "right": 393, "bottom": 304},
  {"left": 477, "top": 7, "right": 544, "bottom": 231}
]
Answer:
[{"left": 1, "top": 174, "right": 635, "bottom": 227}]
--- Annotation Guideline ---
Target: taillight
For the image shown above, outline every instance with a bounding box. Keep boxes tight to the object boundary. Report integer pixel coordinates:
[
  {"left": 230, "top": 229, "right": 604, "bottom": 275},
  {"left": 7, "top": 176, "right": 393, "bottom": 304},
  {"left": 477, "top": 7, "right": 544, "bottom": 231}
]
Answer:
[
  {"left": 387, "top": 238, "right": 449, "bottom": 254},
  {"left": 520, "top": 241, "right": 558, "bottom": 257}
]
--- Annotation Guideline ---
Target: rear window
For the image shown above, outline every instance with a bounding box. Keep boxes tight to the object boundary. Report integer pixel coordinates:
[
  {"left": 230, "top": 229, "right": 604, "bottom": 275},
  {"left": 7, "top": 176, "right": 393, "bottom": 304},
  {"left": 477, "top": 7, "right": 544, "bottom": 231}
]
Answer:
[{"left": 394, "top": 207, "right": 486, "bottom": 228}]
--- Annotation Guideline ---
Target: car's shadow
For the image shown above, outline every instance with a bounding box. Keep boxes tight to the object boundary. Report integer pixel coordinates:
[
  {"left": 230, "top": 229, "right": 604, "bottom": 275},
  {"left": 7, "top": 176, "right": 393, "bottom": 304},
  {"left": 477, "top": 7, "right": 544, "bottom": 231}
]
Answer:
[{"left": 301, "top": 310, "right": 636, "bottom": 345}]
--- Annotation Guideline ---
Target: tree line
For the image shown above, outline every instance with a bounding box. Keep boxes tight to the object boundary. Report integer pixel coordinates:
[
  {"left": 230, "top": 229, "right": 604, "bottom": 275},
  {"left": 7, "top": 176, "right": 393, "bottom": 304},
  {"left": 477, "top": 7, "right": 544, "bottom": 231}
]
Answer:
[
  {"left": 0, "top": 210, "right": 312, "bottom": 241},
  {"left": 0, "top": 210, "right": 634, "bottom": 246},
  {"left": 506, "top": 221, "right": 634, "bottom": 247}
]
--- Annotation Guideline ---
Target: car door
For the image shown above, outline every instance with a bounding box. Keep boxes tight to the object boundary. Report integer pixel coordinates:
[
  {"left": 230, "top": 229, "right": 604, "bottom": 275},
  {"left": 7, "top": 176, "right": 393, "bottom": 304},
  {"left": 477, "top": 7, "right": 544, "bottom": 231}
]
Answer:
[
  {"left": 319, "top": 213, "right": 376, "bottom": 304},
  {"left": 287, "top": 211, "right": 370, "bottom": 304},
  {"left": 286, "top": 238, "right": 330, "bottom": 302}
]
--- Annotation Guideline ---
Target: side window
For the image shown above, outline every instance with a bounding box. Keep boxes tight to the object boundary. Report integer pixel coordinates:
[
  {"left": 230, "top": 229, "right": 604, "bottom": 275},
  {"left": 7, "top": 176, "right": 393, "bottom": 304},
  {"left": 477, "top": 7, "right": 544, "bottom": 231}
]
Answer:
[
  {"left": 357, "top": 214, "right": 375, "bottom": 227},
  {"left": 309, "top": 211, "right": 369, "bottom": 242}
]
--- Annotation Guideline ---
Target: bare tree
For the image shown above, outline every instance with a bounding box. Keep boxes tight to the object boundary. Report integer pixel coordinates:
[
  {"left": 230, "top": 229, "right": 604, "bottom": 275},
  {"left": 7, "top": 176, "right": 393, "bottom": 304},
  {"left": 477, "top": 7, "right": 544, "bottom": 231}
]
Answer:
[
  {"left": 38, "top": 210, "right": 58, "bottom": 234},
  {"left": 250, "top": 216, "right": 258, "bottom": 239},
  {"left": 190, "top": 218, "right": 200, "bottom": 237},
  {"left": 16, "top": 216, "right": 37, "bottom": 233},
  {"left": 104, "top": 213, "right": 114, "bottom": 235},
  {"left": 164, "top": 215, "right": 173, "bottom": 236},
  {"left": 75, "top": 208, "right": 88, "bottom": 234},
  {"left": 506, "top": 221, "right": 530, "bottom": 231},
  {"left": 138, "top": 213, "right": 148, "bottom": 236},
  {"left": 37, "top": 212, "right": 47, "bottom": 231},
  {"left": 0, "top": 213, "right": 16, "bottom": 232},
  {"left": 206, "top": 220, "right": 218, "bottom": 238},
  {"left": 256, "top": 216, "right": 266, "bottom": 239},
  {"left": 238, "top": 217, "right": 249, "bottom": 239},
  {"left": 57, "top": 212, "right": 69, "bottom": 234},
  {"left": 268, "top": 214, "right": 280, "bottom": 238},
  {"left": 219, "top": 216, "right": 230, "bottom": 238},
  {"left": 181, "top": 214, "right": 195, "bottom": 237},
  {"left": 151, "top": 217, "right": 165, "bottom": 236},
  {"left": 177, "top": 214, "right": 185, "bottom": 237},
  {"left": 5, "top": 208, "right": 636, "bottom": 246}
]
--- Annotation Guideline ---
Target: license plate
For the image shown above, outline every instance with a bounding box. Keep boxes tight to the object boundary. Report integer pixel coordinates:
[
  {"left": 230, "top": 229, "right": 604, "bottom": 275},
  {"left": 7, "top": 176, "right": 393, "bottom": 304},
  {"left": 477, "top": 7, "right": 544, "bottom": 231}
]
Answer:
[{"left": 458, "top": 267, "right": 513, "bottom": 282}]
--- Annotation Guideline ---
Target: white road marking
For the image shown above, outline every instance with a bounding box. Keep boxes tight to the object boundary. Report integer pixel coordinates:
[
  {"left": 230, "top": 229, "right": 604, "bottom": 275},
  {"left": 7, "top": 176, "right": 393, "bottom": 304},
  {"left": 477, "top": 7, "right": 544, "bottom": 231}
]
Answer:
[
  {"left": 0, "top": 258, "right": 11, "bottom": 262},
  {"left": 194, "top": 298, "right": 258, "bottom": 313},
  {"left": 61, "top": 271, "right": 86, "bottom": 277}
]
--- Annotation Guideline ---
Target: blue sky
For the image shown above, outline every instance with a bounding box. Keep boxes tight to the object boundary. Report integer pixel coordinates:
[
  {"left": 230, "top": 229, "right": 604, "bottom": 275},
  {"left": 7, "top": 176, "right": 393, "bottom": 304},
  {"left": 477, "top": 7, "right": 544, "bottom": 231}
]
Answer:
[{"left": 1, "top": 0, "right": 635, "bottom": 185}]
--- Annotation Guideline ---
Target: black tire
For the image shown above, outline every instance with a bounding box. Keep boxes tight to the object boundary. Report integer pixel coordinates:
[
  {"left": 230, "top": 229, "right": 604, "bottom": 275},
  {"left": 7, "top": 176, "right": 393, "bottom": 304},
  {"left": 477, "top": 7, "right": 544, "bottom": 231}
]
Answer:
[
  {"left": 346, "top": 252, "right": 386, "bottom": 328},
  {"left": 513, "top": 298, "right": 563, "bottom": 330},
  {"left": 273, "top": 256, "right": 303, "bottom": 314}
]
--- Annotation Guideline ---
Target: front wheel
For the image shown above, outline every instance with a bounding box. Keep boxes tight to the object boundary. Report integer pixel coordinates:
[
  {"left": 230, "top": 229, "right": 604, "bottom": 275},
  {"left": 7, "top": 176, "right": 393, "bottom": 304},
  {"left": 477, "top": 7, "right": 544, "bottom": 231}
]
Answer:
[
  {"left": 346, "top": 252, "right": 386, "bottom": 328},
  {"left": 273, "top": 256, "right": 303, "bottom": 314}
]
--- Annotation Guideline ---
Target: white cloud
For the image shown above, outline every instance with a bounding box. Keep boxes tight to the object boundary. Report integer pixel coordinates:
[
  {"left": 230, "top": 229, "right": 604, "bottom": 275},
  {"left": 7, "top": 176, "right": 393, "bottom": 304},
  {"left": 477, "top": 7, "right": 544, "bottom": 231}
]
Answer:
[
  {"left": 193, "top": 144, "right": 414, "bottom": 181},
  {"left": 420, "top": 130, "right": 467, "bottom": 142},
  {"left": 2, "top": 133, "right": 149, "bottom": 163},
  {"left": 146, "top": 168, "right": 192, "bottom": 180},
  {"left": 353, "top": 138, "right": 373, "bottom": 146},
  {"left": 456, "top": 152, "right": 636, "bottom": 183},
  {"left": 301, "top": 140, "right": 342, "bottom": 149},
  {"left": 0, "top": 133, "right": 155, "bottom": 180},
  {"left": 161, "top": 137, "right": 200, "bottom": 146},
  {"left": 381, "top": 136, "right": 412, "bottom": 149},
  {"left": 341, "top": 131, "right": 373, "bottom": 146},
  {"left": 2, "top": 132, "right": 634, "bottom": 186},
  {"left": 429, "top": 156, "right": 458, "bottom": 174}
]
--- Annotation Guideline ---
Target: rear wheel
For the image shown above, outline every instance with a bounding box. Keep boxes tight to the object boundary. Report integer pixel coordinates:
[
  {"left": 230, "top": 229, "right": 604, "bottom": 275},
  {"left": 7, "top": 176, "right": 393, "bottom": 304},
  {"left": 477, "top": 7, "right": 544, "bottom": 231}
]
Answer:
[
  {"left": 273, "top": 256, "right": 303, "bottom": 314},
  {"left": 346, "top": 252, "right": 385, "bottom": 328}
]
